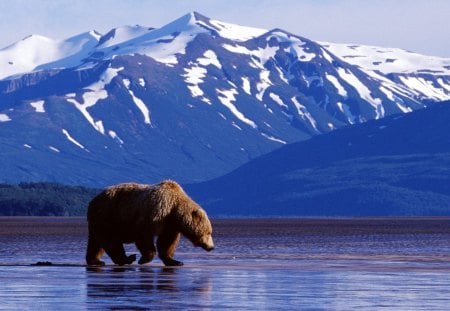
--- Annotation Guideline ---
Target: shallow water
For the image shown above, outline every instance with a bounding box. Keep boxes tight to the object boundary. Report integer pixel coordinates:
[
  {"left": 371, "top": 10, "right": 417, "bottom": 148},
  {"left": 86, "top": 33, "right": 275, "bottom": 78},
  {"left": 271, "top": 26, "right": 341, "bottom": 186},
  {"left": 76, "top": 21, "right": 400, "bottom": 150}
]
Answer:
[{"left": 0, "top": 217, "right": 449, "bottom": 310}]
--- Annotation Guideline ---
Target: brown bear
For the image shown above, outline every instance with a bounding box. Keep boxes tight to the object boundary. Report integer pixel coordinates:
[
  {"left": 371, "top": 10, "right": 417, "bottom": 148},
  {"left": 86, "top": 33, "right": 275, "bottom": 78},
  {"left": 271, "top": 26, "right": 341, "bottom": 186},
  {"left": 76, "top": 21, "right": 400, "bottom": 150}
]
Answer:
[{"left": 85, "top": 180, "right": 214, "bottom": 266}]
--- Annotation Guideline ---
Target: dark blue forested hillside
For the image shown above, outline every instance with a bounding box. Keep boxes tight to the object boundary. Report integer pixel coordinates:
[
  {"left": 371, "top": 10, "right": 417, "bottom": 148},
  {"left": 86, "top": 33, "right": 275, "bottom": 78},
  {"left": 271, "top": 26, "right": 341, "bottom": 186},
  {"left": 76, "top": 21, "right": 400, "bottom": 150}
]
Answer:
[
  {"left": 186, "top": 102, "right": 450, "bottom": 216},
  {"left": 0, "top": 183, "right": 99, "bottom": 216}
]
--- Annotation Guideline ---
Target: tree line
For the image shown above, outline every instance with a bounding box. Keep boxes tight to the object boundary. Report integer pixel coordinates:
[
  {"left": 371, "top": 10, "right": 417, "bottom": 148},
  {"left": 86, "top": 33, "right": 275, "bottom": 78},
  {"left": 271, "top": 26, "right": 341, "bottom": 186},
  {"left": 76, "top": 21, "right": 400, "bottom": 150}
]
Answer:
[{"left": 0, "top": 183, "right": 100, "bottom": 216}]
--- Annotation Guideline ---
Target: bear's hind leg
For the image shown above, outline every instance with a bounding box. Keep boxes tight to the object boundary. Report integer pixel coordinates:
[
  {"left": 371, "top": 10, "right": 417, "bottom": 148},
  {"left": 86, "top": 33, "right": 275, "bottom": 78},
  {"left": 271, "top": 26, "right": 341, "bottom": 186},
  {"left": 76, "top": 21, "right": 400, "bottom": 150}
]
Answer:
[
  {"left": 86, "top": 235, "right": 105, "bottom": 266},
  {"left": 157, "top": 230, "right": 183, "bottom": 266},
  {"left": 136, "top": 236, "right": 156, "bottom": 265},
  {"left": 103, "top": 240, "right": 136, "bottom": 266}
]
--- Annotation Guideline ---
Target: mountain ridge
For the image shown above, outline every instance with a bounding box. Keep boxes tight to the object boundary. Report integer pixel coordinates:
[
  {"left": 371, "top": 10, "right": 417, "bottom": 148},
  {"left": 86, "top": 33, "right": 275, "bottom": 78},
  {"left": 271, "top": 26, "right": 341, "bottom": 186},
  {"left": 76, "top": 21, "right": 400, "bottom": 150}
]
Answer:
[
  {"left": 1, "top": 12, "right": 450, "bottom": 187},
  {"left": 186, "top": 101, "right": 450, "bottom": 216}
]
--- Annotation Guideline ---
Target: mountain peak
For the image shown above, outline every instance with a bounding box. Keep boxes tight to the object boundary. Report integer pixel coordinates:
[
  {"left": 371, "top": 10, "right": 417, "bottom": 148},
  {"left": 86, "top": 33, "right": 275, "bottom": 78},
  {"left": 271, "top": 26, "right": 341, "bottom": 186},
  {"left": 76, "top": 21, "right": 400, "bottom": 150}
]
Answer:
[
  {"left": 160, "top": 11, "right": 204, "bottom": 33},
  {"left": 174, "top": 11, "right": 212, "bottom": 24},
  {"left": 191, "top": 11, "right": 212, "bottom": 23},
  {"left": 1, "top": 12, "right": 450, "bottom": 191},
  {"left": 97, "top": 25, "right": 153, "bottom": 48},
  {"left": 190, "top": 11, "right": 267, "bottom": 42},
  {"left": 21, "top": 34, "right": 54, "bottom": 43}
]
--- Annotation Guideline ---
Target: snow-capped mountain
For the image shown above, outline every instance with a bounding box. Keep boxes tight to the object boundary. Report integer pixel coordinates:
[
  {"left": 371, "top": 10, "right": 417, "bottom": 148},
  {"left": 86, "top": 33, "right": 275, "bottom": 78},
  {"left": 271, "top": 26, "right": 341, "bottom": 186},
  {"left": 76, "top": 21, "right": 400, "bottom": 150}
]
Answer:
[{"left": 1, "top": 12, "right": 450, "bottom": 186}]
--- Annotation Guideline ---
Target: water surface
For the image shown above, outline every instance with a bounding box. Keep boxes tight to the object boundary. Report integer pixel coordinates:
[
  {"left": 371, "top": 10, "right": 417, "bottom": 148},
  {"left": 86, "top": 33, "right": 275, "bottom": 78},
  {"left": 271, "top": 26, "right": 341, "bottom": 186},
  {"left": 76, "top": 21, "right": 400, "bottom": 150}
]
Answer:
[{"left": 0, "top": 217, "right": 449, "bottom": 310}]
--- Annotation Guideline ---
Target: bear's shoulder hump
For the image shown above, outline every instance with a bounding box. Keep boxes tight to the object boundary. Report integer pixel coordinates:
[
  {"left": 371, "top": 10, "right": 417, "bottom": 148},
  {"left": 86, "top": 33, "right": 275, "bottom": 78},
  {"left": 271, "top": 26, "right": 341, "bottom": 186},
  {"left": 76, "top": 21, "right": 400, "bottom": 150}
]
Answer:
[{"left": 158, "top": 180, "right": 182, "bottom": 191}]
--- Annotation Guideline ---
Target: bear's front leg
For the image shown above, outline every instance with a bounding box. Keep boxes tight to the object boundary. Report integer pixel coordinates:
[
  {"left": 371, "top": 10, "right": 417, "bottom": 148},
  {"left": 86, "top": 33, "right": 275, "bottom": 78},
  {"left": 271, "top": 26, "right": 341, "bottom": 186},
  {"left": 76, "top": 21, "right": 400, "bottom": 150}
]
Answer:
[
  {"left": 103, "top": 240, "right": 137, "bottom": 266},
  {"left": 136, "top": 236, "right": 156, "bottom": 265},
  {"left": 161, "top": 257, "right": 184, "bottom": 266},
  {"left": 157, "top": 230, "right": 183, "bottom": 266}
]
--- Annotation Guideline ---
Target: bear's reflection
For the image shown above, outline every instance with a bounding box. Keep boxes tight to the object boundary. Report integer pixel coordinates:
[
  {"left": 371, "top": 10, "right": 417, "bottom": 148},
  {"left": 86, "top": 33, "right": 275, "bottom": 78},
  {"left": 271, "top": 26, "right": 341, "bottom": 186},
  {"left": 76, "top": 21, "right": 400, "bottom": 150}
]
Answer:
[{"left": 86, "top": 265, "right": 212, "bottom": 307}]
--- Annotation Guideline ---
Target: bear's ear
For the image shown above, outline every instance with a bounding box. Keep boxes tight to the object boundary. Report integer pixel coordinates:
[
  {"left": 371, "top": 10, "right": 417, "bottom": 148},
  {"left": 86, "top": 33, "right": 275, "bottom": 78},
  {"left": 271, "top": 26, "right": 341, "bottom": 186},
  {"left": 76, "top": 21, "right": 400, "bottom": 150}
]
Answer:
[
  {"left": 191, "top": 210, "right": 200, "bottom": 225},
  {"left": 191, "top": 209, "right": 203, "bottom": 220}
]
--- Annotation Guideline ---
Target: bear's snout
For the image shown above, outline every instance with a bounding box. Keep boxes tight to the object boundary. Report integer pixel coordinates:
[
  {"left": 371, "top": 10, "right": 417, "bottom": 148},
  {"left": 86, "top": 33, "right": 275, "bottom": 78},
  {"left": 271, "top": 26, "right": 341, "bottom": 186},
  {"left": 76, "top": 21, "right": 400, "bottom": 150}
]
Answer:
[
  {"left": 200, "top": 235, "right": 214, "bottom": 251},
  {"left": 203, "top": 244, "right": 214, "bottom": 252},
  {"left": 204, "top": 244, "right": 214, "bottom": 252}
]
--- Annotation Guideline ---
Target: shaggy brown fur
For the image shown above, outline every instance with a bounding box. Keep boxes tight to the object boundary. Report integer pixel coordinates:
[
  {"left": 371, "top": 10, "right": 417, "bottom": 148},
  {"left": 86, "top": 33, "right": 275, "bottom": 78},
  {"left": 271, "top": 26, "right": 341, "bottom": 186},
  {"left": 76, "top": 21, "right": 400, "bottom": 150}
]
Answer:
[{"left": 86, "top": 180, "right": 214, "bottom": 266}]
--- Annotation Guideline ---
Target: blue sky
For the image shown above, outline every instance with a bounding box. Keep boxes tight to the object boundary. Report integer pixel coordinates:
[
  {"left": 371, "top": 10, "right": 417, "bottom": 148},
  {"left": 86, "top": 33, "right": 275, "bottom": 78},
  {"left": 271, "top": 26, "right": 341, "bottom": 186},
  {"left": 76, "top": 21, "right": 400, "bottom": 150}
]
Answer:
[{"left": 0, "top": 0, "right": 449, "bottom": 57}]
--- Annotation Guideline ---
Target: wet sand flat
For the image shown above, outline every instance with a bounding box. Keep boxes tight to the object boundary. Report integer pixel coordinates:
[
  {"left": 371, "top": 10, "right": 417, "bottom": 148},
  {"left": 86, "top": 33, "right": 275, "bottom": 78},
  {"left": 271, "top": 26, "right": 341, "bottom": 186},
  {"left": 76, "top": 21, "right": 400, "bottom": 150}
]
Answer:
[{"left": 0, "top": 217, "right": 449, "bottom": 310}]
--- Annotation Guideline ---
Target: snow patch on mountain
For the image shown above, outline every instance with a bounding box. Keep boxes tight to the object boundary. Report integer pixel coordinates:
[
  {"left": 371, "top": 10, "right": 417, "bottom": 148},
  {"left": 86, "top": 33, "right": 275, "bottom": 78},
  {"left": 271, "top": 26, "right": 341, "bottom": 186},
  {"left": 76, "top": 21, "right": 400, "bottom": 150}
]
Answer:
[
  {"left": 256, "top": 70, "right": 272, "bottom": 101},
  {"left": 378, "top": 85, "right": 396, "bottom": 101},
  {"left": 241, "top": 77, "right": 251, "bottom": 95},
  {"left": 66, "top": 66, "right": 123, "bottom": 134},
  {"left": 437, "top": 79, "right": 450, "bottom": 92},
  {"left": 336, "top": 67, "right": 384, "bottom": 118},
  {"left": 269, "top": 32, "right": 315, "bottom": 62},
  {"left": 183, "top": 66, "right": 207, "bottom": 97},
  {"left": 138, "top": 78, "right": 146, "bottom": 87},
  {"left": 325, "top": 74, "right": 348, "bottom": 97},
  {"left": 291, "top": 97, "right": 319, "bottom": 132},
  {"left": 261, "top": 132, "right": 287, "bottom": 144},
  {"left": 399, "top": 76, "right": 450, "bottom": 100},
  {"left": 48, "top": 146, "right": 60, "bottom": 153},
  {"left": 323, "top": 42, "right": 450, "bottom": 75},
  {"left": 66, "top": 96, "right": 105, "bottom": 134},
  {"left": 336, "top": 102, "right": 356, "bottom": 124},
  {"left": 62, "top": 129, "right": 86, "bottom": 150},
  {"left": 0, "top": 114, "right": 11, "bottom": 122},
  {"left": 86, "top": 66, "right": 123, "bottom": 93},
  {"left": 257, "top": 46, "right": 279, "bottom": 66},
  {"left": 206, "top": 19, "right": 266, "bottom": 41},
  {"left": 108, "top": 130, "right": 124, "bottom": 145},
  {"left": 378, "top": 86, "right": 412, "bottom": 113},
  {"left": 182, "top": 50, "right": 221, "bottom": 102},
  {"left": 123, "top": 78, "right": 151, "bottom": 124},
  {"left": 322, "top": 42, "right": 450, "bottom": 102},
  {"left": 223, "top": 39, "right": 279, "bottom": 68},
  {"left": 198, "top": 50, "right": 222, "bottom": 68},
  {"left": 269, "top": 93, "right": 288, "bottom": 108},
  {"left": 30, "top": 100, "right": 45, "bottom": 113},
  {"left": 217, "top": 88, "right": 257, "bottom": 128},
  {"left": 222, "top": 43, "right": 252, "bottom": 55}
]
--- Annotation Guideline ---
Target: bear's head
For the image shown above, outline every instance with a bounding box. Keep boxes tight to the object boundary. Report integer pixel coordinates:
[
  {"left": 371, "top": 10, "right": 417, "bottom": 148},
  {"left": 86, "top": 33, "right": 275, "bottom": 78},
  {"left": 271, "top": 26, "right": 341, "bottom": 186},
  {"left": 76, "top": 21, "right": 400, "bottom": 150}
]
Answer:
[
  {"left": 162, "top": 180, "right": 214, "bottom": 252},
  {"left": 179, "top": 206, "right": 214, "bottom": 252},
  {"left": 191, "top": 208, "right": 214, "bottom": 251}
]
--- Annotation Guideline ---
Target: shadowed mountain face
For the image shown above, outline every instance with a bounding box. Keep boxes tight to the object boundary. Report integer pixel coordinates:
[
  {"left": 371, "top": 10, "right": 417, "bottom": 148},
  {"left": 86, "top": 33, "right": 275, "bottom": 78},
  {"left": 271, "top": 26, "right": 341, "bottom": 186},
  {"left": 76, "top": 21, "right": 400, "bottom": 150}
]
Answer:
[
  {"left": 1, "top": 12, "right": 450, "bottom": 187},
  {"left": 186, "top": 102, "right": 450, "bottom": 217}
]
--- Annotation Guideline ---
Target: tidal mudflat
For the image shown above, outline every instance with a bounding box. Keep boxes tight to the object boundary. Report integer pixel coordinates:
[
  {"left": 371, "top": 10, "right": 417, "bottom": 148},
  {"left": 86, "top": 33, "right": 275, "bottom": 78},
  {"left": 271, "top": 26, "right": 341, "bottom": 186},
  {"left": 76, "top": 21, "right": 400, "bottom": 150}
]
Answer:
[{"left": 0, "top": 217, "right": 449, "bottom": 310}]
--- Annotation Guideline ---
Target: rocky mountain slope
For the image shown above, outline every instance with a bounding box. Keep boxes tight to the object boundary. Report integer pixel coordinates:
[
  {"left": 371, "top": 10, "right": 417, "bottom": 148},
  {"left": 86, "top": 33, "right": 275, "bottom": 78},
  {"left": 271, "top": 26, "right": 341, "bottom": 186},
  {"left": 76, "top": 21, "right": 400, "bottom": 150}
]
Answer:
[{"left": 1, "top": 12, "right": 449, "bottom": 186}]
